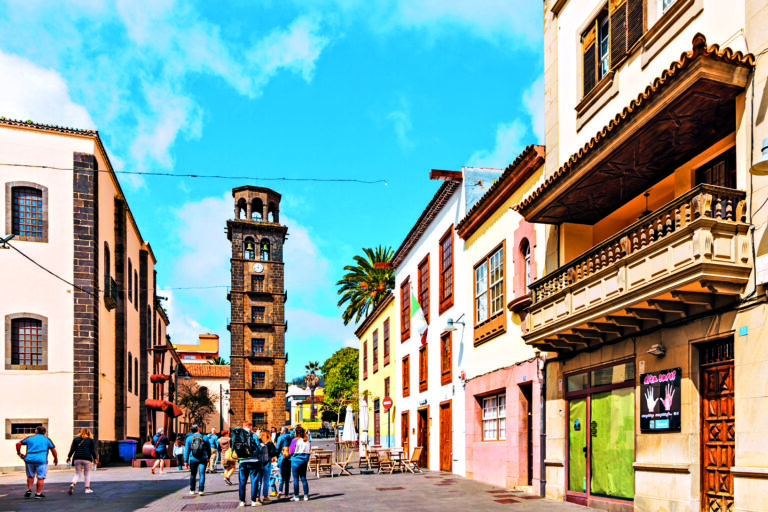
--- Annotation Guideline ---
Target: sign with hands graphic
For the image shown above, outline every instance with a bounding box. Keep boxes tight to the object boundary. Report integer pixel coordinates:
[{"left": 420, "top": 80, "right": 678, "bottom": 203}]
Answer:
[{"left": 640, "top": 367, "right": 682, "bottom": 432}]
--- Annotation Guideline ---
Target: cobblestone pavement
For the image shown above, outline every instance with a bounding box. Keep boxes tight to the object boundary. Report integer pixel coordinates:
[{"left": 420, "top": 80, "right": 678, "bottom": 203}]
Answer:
[{"left": 0, "top": 464, "right": 595, "bottom": 512}]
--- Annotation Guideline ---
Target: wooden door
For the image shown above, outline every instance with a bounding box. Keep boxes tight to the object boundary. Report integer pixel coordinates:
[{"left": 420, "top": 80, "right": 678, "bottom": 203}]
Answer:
[
  {"left": 374, "top": 408, "right": 381, "bottom": 445},
  {"left": 401, "top": 412, "right": 409, "bottom": 457},
  {"left": 439, "top": 401, "right": 452, "bottom": 472},
  {"left": 417, "top": 407, "right": 429, "bottom": 468},
  {"left": 701, "top": 346, "right": 735, "bottom": 512},
  {"left": 521, "top": 384, "right": 534, "bottom": 486}
]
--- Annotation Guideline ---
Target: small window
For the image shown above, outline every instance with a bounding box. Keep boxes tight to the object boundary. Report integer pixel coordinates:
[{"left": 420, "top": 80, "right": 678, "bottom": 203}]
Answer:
[
  {"left": 6, "top": 419, "right": 48, "bottom": 440},
  {"left": 251, "top": 275, "right": 265, "bottom": 292},
  {"left": 474, "top": 246, "right": 504, "bottom": 325},
  {"left": 383, "top": 318, "right": 390, "bottom": 365},
  {"left": 521, "top": 239, "right": 533, "bottom": 288},
  {"left": 402, "top": 356, "right": 410, "bottom": 397},
  {"left": 134, "top": 357, "right": 139, "bottom": 396},
  {"left": 252, "top": 371, "right": 266, "bottom": 388},
  {"left": 695, "top": 147, "right": 736, "bottom": 189},
  {"left": 597, "top": 12, "right": 610, "bottom": 81},
  {"left": 400, "top": 279, "right": 411, "bottom": 340},
  {"left": 134, "top": 270, "right": 138, "bottom": 311},
  {"left": 251, "top": 306, "right": 266, "bottom": 322},
  {"left": 384, "top": 377, "right": 390, "bottom": 399},
  {"left": 252, "top": 338, "right": 265, "bottom": 355},
  {"left": 11, "top": 318, "right": 43, "bottom": 367},
  {"left": 244, "top": 238, "right": 256, "bottom": 260},
  {"left": 482, "top": 394, "right": 506, "bottom": 441},
  {"left": 252, "top": 412, "right": 267, "bottom": 428},
  {"left": 11, "top": 423, "right": 39, "bottom": 435},
  {"left": 363, "top": 341, "right": 368, "bottom": 380},
  {"left": 372, "top": 329, "right": 379, "bottom": 373},
  {"left": 440, "top": 331, "right": 452, "bottom": 386},
  {"left": 11, "top": 187, "right": 43, "bottom": 238},
  {"left": 128, "top": 351, "right": 133, "bottom": 392},
  {"left": 418, "top": 256, "right": 430, "bottom": 324},
  {"left": 418, "top": 344, "right": 428, "bottom": 392},
  {"left": 128, "top": 260, "right": 133, "bottom": 302},
  {"left": 439, "top": 227, "right": 454, "bottom": 312},
  {"left": 260, "top": 239, "right": 270, "bottom": 261}
]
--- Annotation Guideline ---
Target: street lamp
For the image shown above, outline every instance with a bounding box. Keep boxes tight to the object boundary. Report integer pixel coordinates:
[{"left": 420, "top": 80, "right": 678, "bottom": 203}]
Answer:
[{"left": 749, "top": 138, "right": 768, "bottom": 175}]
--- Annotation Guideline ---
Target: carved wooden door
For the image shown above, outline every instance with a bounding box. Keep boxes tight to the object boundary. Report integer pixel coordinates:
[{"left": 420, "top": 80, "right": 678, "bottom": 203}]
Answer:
[{"left": 701, "top": 351, "right": 735, "bottom": 512}]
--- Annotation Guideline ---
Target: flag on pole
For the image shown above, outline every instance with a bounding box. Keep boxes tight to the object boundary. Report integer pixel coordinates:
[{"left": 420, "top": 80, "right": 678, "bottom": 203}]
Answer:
[{"left": 411, "top": 290, "right": 428, "bottom": 345}]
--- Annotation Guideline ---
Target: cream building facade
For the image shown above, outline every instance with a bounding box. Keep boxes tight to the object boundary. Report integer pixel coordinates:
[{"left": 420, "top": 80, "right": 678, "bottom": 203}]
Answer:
[
  {"left": 357, "top": 293, "right": 396, "bottom": 448},
  {"left": 519, "top": 2, "right": 768, "bottom": 511},
  {"left": 0, "top": 119, "right": 170, "bottom": 468}
]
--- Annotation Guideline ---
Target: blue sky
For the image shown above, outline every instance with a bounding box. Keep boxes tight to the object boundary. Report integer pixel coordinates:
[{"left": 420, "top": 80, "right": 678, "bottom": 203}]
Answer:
[{"left": 0, "top": 0, "right": 543, "bottom": 380}]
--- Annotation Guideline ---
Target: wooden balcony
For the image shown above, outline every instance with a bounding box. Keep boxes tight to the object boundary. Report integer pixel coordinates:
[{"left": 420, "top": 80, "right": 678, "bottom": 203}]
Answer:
[{"left": 524, "top": 185, "right": 751, "bottom": 351}]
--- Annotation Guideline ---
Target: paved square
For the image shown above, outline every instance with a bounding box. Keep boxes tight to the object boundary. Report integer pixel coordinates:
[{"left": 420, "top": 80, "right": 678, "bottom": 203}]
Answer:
[{"left": 0, "top": 463, "right": 595, "bottom": 512}]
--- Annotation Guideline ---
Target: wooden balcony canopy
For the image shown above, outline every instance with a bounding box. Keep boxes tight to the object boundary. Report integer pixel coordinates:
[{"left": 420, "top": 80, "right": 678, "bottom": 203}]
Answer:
[{"left": 515, "top": 34, "right": 754, "bottom": 225}]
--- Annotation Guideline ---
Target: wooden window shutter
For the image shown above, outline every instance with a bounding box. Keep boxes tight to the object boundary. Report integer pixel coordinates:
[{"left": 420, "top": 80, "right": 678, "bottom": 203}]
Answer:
[
  {"left": 609, "top": 0, "right": 627, "bottom": 69},
  {"left": 582, "top": 24, "right": 598, "bottom": 96},
  {"left": 626, "top": 0, "right": 645, "bottom": 50}
]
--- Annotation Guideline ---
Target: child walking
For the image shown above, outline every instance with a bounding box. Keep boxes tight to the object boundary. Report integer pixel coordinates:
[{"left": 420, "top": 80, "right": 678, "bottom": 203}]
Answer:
[{"left": 173, "top": 437, "right": 185, "bottom": 471}]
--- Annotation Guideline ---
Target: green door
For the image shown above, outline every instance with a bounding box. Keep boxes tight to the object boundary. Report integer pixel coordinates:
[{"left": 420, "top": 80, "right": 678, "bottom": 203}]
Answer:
[
  {"left": 568, "top": 398, "right": 587, "bottom": 493},
  {"left": 589, "top": 388, "right": 635, "bottom": 499}
]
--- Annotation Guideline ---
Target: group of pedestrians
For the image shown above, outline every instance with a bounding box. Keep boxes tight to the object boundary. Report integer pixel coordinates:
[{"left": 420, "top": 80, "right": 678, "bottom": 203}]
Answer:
[{"left": 14, "top": 422, "right": 312, "bottom": 505}]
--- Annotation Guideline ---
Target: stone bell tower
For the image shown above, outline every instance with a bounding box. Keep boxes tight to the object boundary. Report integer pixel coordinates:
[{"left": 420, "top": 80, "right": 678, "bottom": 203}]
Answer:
[{"left": 226, "top": 186, "right": 288, "bottom": 428}]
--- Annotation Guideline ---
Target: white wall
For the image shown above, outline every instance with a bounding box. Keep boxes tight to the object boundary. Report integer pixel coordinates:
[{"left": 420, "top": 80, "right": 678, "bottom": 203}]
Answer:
[{"left": 394, "top": 185, "right": 468, "bottom": 475}]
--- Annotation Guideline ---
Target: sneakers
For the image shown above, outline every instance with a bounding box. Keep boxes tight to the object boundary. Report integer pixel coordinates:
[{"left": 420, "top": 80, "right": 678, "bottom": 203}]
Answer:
[
  {"left": 262, "top": 497, "right": 271, "bottom": 503},
  {"left": 199, "top": 491, "right": 205, "bottom": 496},
  {"left": 270, "top": 491, "right": 277, "bottom": 497},
  {"left": 251, "top": 502, "right": 262, "bottom": 507},
  {"left": 24, "top": 489, "right": 32, "bottom": 498},
  {"left": 239, "top": 502, "right": 246, "bottom": 508},
  {"left": 68, "top": 484, "right": 75, "bottom": 496},
  {"left": 225, "top": 478, "right": 232, "bottom": 485},
  {"left": 290, "top": 496, "right": 300, "bottom": 502},
  {"left": 34, "top": 493, "right": 46, "bottom": 499},
  {"left": 303, "top": 495, "right": 309, "bottom": 501},
  {"left": 189, "top": 491, "right": 196, "bottom": 496},
  {"left": 85, "top": 489, "right": 94, "bottom": 494}
]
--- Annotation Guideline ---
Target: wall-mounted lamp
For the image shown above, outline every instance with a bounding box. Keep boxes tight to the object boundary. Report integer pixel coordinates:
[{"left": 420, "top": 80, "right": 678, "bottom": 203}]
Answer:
[
  {"left": 443, "top": 313, "right": 465, "bottom": 333},
  {"left": 647, "top": 344, "right": 667, "bottom": 357},
  {"left": 749, "top": 137, "right": 768, "bottom": 175}
]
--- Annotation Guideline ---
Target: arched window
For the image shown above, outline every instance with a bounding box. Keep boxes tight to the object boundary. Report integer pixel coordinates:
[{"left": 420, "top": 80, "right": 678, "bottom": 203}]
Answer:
[
  {"left": 128, "top": 351, "right": 133, "bottom": 392},
  {"left": 260, "top": 239, "right": 270, "bottom": 261},
  {"left": 128, "top": 259, "right": 133, "bottom": 302},
  {"left": 521, "top": 239, "right": 532, "bottom": 288},
  {"left": 251, "top": 198, "right": 264, "bottom": 221},
  {"left": 268, "top": 202, "right": 278, "bottom": 223},
  {"left": 237, "top": 198, "right": 247, "bottom": 220},
  {"left": 244, "top": 238, "right": 256, "bottom": 259}
]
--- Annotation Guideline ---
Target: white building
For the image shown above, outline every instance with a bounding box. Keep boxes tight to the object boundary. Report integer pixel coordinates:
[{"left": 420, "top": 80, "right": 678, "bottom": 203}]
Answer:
[{"left": 393, "top": 169, "right": 499, "bottom": 475}]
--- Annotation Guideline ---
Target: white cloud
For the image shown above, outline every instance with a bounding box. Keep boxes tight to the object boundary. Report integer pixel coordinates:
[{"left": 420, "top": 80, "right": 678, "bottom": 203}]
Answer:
[
  {"left": 0, "top": 2, "right": 331, "bottom": 186},
  {"left": 523, "top": 74, "right": 545, "bottom": 143},
  {"left": 468, "top": 120, "right": 527, "bottom": 168},
  {"left": 386, "top": 97, "right": 414, "bottom": 151},
  {"left": 0, "top": 51, "right": 95, "bottom": 129}
]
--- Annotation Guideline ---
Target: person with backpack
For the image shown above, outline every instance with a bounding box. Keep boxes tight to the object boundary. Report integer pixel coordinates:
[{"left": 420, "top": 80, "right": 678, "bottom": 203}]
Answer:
[
  {"left": 184, "top": 425, "right": 211, "bottom": 496},
  {"left": 205, "top": 427, "right": 219, "bottom": 473},
  {"left": 232, "top": 421, "right": 265, "bottom": 507},
  {"left": 150, "top": 428, "right": 170, "bottom": 475},
  {"left": 258, "top": 431, "right": 276, "bottom": 503},
  {"left": 66, "top": 428, "right": 98, "bottom": 495}
]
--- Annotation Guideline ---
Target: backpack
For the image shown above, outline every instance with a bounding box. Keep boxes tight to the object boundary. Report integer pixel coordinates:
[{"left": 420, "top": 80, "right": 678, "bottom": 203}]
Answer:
[
  {"left": 267, "top": 441, "right": 278, "bottom": 459},
  {"left": 231, "top": 428, "right": 255, "bottom": 459},
  {"left": 190, "top": 435, "right": 206, "bottom": 460}
]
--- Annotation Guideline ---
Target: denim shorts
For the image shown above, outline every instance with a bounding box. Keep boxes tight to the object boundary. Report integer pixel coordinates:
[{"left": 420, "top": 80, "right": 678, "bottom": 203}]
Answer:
[{"left": 25, "top": 462, "right": 47, "bottom": 479}]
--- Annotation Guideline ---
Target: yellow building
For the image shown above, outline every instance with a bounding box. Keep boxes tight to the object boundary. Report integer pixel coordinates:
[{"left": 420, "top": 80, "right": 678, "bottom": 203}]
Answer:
[
  {"left": 293, "top": 394, "right": 324, "bottom": 430},
  {"left": 173, "top": 333, "right": 220, "bottom": 363},
  {"left": 356, "top": 293, "right": 396, "bottom": 448}
]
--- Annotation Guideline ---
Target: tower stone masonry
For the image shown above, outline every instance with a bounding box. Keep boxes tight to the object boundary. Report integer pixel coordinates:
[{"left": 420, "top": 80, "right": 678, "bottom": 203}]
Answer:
[{"left": 227, "top": 186, "right": 288, "bottom": 428}]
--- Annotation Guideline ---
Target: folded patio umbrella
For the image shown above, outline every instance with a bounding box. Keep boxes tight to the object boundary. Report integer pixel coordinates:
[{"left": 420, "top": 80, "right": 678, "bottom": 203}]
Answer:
[
  {"left": 342, "top": 405, "right": 357, "bottom": 442},
  {"left": 359, "top": 398, "right": 369, "bottom": 453}
]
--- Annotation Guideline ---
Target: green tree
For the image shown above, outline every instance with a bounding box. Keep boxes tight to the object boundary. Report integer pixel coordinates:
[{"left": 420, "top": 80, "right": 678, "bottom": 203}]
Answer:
[
  {"left": 336, "top": 246, "right": 395, "bottom": 325},
  {"left": 207, "top": 356, "right": 229, "bottom": 365},
  {"left": 178, "top": 382, "right": 218, "bottom": 430},
  {"left": 304, "top": 361, "right": 321, "bottom": 421},
  {"left": 320, "top": 348, "right": 359, "bottom": 422}
]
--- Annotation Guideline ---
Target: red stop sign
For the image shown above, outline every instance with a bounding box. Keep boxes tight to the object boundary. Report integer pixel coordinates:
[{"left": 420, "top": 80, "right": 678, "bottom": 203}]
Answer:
[{"left": 383, "top": 397, "right": 393, "bottom": 411}]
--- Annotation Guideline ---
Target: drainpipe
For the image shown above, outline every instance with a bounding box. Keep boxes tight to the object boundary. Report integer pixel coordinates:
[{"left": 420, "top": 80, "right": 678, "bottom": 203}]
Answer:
[{"left": 539, "top": 355, "right": 547, "bottom": 497}]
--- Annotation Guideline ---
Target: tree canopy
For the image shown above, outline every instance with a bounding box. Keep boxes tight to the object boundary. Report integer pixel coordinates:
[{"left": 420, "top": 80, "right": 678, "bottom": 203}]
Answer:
[
  {"left": 336, "top": 246, "right": 395, "bottom": 325},
  {"left": 320, "top": 347, "right": 359, "bottom": 419}
]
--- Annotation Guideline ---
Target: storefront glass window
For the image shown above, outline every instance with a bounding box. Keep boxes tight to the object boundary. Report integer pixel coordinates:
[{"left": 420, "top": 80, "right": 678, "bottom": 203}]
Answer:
[
  {"left": 568, "top": 398, "right": 587, "bottom": 492},
  {"left": 567, "top": 373, "right": 588, "bottom": 392},
  {"left": 590, "top": 388, "right": 635, "bottom": 499},
  {"left": 592, "top": 362, "right": 634, "bottom": 387}
]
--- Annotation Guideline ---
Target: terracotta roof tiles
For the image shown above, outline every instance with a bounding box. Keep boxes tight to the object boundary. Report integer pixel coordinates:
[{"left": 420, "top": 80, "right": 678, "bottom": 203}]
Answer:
[{"left": 184, "top": 364, "right": 230, "bottom": 378}]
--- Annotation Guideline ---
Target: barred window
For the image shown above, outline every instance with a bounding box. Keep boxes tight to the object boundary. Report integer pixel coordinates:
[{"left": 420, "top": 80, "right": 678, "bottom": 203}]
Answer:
[
  {"left": 11, "top": 318, "right": 43, "bottom": 366},
  {"left": 252, "top": 338, "right": 265, "bottom": 355},
  {"left": 482, "top": 394, "right": 506, "bottom": 441},
  {"left": 12, "top": 187, "right": 43, "bottom": 238},
  {"left": 252, "top": 372, "right": 266, "bottom": 388}
]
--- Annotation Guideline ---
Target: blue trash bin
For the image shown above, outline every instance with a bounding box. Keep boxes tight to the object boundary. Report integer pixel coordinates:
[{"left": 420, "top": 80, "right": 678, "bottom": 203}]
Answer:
[{"left": 117, "top": 440, "right": 137, "bottom": 462}]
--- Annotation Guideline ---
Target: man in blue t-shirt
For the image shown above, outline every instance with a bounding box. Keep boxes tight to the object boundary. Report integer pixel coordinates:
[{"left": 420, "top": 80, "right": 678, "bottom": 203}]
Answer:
[
  {"left": 205, "top": 428, "right": 219, "bottom": 473},
  {"left": 16, "top": 425, "right": 58, "bottom": 499}
]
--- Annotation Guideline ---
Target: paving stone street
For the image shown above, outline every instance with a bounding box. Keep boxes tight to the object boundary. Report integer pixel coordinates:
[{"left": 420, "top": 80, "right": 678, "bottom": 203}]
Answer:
[{"left": 0, "top": 463, "right": 595, "bottom": 512}]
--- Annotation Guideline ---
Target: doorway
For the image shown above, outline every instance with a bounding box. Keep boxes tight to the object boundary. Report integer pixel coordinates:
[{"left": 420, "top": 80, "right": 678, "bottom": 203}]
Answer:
[
  {"left": 520, "top": 383, "right": 533, "bottom": 486},
  {"left": 401, "top": 411, "right": 409, "bottom": 457},
  {"left": 374, "top": 399, "right": 381, "bottom": 445},
  {"left": 699, "top": 338, "right": 734, "bottom": 512},
  {"left": 417, "top": 407, "right": 429, "bottom": 468},
  {"left": 439, "top": 401, "right": 452, "bottom": 472}
]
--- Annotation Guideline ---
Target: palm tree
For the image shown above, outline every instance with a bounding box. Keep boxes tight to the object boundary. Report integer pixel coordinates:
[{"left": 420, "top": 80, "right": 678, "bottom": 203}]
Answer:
[
  {"left": 336, "top": 246, "right": 395, "bottom": 325},
  {"left": 304, "top": 361, "right": 321, "bottom": 421},
  {"left": 207, "top": 356, "right": 229, "bottom": 365}
]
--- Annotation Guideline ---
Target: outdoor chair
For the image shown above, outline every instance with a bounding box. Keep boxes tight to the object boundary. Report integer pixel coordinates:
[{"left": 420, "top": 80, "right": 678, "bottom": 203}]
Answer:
[
  {"left": 368, "top": 448, "right": 381, "bottom": 470},
  {"left": 378, "top": 449, "right": 395, "bottom": 475},
  {"left": 308, "top": 452, "right": 319, "bottom": 474},
  {"left": 316, "top": 452, "right": 333, "bottom": 478},
  {"left": 404, "top": 446, "right": 423, "bottom": 473},
  {"left": 358, "top": 445, "right": 371, "bottom": 469}
]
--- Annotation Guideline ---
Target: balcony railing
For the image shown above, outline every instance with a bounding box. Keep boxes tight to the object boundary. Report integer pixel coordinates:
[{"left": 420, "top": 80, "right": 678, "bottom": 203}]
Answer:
[
  {"left": 104, "top": 276, "right": 119, "bottom": 311},
  {"left": 530, "top": 185, "right": 746, "bottom": 304},
  {"left": 525, "top": 184, "right": 750, "bottom": 348}
]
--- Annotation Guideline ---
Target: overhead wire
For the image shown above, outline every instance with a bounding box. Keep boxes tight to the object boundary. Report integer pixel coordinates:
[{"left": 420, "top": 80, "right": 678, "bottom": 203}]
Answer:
[
  {"left": 0, "top": 162, "right": 388, "bottom": 185},
  {"left": 5, "top": 241, "right": 98, "bottom": 298}
]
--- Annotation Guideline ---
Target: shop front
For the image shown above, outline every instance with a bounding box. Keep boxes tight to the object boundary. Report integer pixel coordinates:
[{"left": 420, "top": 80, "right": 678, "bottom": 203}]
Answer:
[{"left": 564, "top": 359, "right": 635, "bottom": 508}]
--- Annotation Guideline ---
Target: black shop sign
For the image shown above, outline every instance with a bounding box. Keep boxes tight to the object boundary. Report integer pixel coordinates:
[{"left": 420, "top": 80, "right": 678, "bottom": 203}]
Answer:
[{"left": 640, "top": 367, "right": 681, "bottom": 432}]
